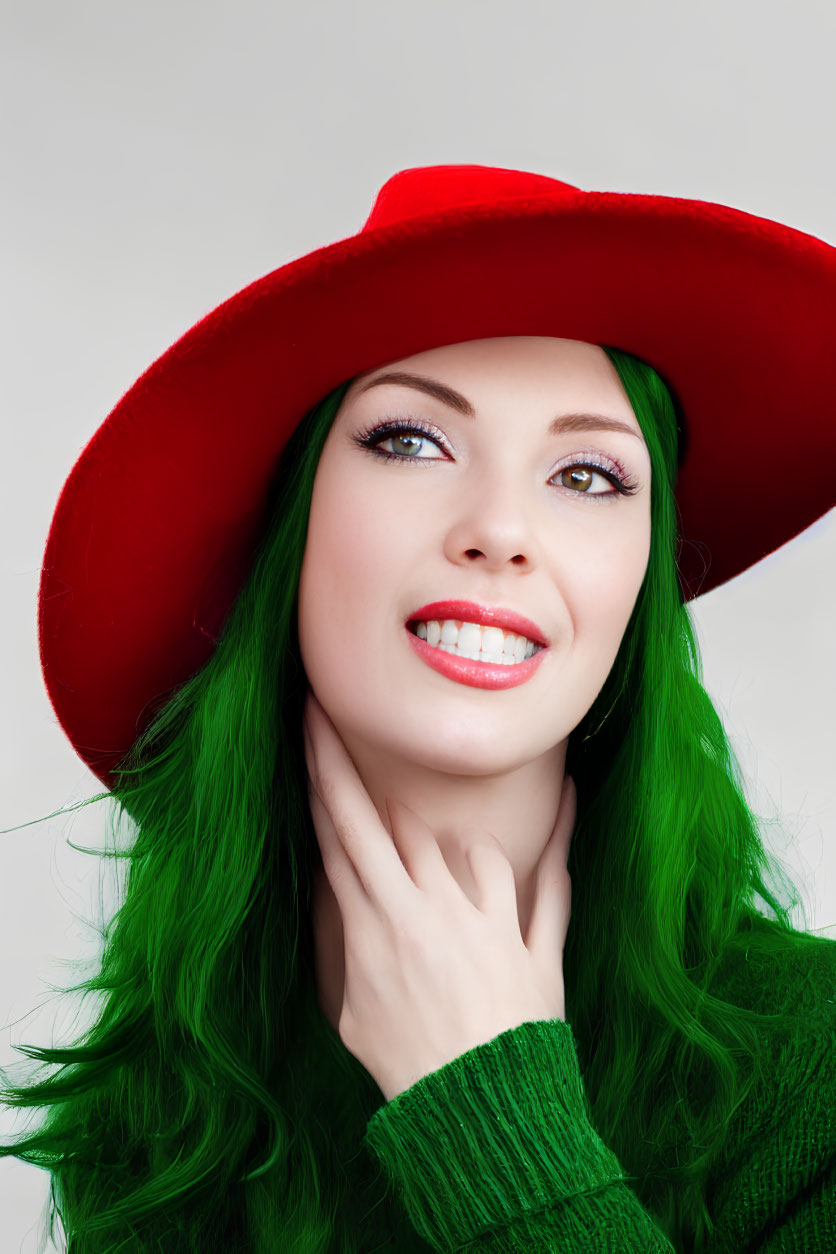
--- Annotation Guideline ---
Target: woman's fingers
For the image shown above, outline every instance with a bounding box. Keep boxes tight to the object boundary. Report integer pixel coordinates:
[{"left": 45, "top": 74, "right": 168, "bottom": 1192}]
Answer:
[
  {"left": 464, "top": 832, "right": 519, "bottom": 919},
  {"left": 304, "top": 691, "right": 520, "bottom": 928},
  {"left": 385, "top": 796, "right": 465, "bottom": 899},
  {"left": 303, "top": 691, "right": 573, "bottom": 1093},
  {"left": 304, "top": 692, "right": 424, "bottom": 914}
]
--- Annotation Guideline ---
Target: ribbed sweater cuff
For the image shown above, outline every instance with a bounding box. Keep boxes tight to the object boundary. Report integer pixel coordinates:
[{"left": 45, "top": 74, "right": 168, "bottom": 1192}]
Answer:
[{"left": 362, "top": 1017, "right": 632, "bottom": 1251}]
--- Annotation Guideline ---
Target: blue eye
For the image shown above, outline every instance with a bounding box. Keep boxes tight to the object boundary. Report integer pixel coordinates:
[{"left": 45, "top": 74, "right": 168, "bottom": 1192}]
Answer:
[{"left": 352, "top": 417, "right": 640, "bottom": 500}]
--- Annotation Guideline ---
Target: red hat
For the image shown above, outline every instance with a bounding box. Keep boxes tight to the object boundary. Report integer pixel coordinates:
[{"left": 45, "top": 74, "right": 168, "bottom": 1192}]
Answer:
[{"left": 39, "top": 163, "right": 836, "bottom": 790}]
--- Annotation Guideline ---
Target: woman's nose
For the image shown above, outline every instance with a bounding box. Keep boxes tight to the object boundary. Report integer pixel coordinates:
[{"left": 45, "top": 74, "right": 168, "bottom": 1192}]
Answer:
[{"left": 444, "top": 474, "right": 542, "bottom": 571}]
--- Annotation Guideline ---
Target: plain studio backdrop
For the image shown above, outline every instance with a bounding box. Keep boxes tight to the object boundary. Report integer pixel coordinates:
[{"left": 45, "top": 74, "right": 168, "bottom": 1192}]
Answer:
[{"left": 1, "top": 2, "right": 835, "bottom": 1250}]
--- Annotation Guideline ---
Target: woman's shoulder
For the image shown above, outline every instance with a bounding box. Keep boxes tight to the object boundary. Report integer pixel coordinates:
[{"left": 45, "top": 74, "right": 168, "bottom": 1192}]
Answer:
[
  {"left": 704, "top": 921, "right": 836, "bottom": 1164},
  {"left": 701, "top": 926, "right": 836, "bottom": 1248},
  {"left": 709, "top": 919, "right": 836, "bottom": 1031}
]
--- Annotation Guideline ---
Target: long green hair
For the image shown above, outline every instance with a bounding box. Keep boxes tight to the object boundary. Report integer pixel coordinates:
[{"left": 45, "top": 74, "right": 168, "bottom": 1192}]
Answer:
[{"left": 1, "top": 347, "right": 831, "bottom": 1253}]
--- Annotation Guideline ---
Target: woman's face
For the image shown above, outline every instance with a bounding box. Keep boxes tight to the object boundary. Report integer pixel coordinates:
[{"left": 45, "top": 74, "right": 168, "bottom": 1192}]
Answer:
[{"left": 297, "top": 336, "right": 652, "bottom": 777}]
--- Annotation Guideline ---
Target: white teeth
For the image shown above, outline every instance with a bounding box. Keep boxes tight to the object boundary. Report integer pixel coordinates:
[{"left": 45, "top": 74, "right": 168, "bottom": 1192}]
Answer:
[
  {"left": 413, "top": 619, "right": 539, "bottom": 665},
  {"left": 440, "top": 620, "right": 460, "bottom": 645}
]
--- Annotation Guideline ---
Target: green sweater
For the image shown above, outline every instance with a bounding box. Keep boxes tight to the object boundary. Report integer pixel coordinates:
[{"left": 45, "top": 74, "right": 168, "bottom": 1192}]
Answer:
[{"left": 314, "top": 933, "right": 836, "bottom": 1252}]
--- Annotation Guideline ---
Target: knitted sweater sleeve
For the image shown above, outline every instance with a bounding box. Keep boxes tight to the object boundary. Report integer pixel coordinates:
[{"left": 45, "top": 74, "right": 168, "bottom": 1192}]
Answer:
[
  {"left": 362, "top": 1018, "right": 675, "bottom": 1252},
  {"left": 361, "top": 1016, "right": 836, "bottom": 1253}
]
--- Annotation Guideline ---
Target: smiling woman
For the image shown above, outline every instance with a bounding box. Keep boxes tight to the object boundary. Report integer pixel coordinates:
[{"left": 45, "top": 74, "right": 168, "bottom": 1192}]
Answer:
[
  {"left": 297, "top": 337, "right": 652, "bottom": 951},
  {"left": 1, "top": 164, "right": 835, "bottom": 1254}
]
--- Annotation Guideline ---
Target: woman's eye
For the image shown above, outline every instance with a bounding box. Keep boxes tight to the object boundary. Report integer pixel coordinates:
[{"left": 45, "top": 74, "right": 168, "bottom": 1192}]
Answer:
[
  {"left": 375, "top": 430, "right": 443, "bottom": 459},
  {"left": 553, "top": 466, "right": 619, "bottom": 496},
  {"left": 353, "top": 421, "right": 638, "bottom": 499},
  {"left": 353, "top": 420, "right": 448, "bottom": 462}
]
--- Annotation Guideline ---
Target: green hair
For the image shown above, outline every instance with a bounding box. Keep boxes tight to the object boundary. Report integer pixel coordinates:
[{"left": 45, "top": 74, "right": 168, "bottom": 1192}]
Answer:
[{"left": 1, "top": 348, "right": 831, "bottom": 1253}]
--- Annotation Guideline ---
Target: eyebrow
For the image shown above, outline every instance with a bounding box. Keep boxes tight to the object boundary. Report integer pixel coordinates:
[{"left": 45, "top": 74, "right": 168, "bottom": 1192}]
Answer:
[{"left": 353, "top": 370, "right": 644, "bottom": 442}]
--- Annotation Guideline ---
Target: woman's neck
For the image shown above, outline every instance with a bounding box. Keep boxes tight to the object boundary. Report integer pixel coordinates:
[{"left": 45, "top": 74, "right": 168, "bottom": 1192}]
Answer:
[{"left": 338, "top": 730, "right": 568, "bottom": 939}]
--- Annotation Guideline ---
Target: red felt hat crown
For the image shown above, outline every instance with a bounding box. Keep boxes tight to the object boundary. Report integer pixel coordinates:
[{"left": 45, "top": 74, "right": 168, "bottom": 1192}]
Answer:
[{"left": 39, "top": 163, "right": 836, "bottom": 789}]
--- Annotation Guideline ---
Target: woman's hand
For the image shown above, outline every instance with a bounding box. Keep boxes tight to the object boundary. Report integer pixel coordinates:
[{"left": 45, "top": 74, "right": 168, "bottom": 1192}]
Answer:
[{"left": 303, "top": 688, "right": 577, "bottom": 1103}]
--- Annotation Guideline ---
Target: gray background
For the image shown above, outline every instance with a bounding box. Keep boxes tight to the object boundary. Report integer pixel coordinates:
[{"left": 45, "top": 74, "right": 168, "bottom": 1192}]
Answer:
[{"left": 2, "top": 2, "right": 835, "bottom": 1249}]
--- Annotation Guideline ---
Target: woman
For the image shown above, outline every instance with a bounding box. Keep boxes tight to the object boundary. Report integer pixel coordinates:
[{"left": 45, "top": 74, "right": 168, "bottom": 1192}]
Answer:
[{"left": 1, "top": 164, "right": 834, "bottom": 1253}]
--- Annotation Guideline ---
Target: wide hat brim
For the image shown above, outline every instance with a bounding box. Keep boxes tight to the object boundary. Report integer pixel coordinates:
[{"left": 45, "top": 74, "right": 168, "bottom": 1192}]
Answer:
[{"left": 39, "top": 164, "right": 836, "bottom": 789}]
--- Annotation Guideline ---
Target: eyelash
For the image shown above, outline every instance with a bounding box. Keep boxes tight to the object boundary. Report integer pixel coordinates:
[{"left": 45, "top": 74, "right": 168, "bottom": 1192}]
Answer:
[{"left": 352, "top": 416, "right": 641, "bottom": 500}]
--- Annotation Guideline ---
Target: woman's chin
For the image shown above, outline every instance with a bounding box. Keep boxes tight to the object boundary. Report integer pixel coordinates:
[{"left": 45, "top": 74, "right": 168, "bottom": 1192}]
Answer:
[{"left": 375, "top": 730, "right": 568, "bottom": 779}]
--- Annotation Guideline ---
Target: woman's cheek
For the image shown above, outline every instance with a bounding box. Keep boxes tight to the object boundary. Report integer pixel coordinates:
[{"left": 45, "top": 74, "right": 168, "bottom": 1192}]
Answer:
[{"left": 579, "top": 525, "right": 649, "bottom": 650}]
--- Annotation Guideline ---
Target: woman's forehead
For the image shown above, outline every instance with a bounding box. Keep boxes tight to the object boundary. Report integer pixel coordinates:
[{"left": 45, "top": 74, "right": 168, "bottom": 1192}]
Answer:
[{"left": 343, "top": 338, "right": 643, "bottom": 438}]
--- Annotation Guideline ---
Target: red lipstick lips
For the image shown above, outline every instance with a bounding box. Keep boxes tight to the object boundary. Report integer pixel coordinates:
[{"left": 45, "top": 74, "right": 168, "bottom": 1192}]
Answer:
[
  {"left": 404, "top": 600, "right": 550, "bottom": 691},
  {"left": 406, "top": 600, "right": 548, "bottom": 647}
]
